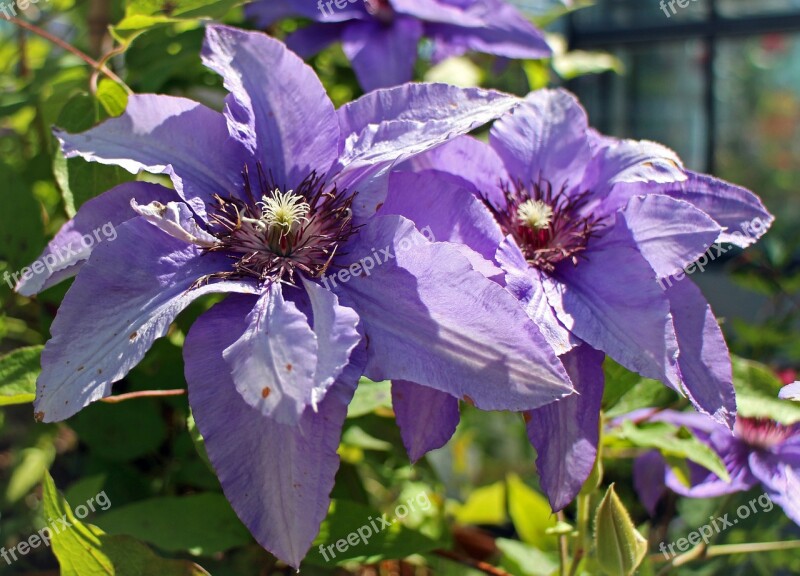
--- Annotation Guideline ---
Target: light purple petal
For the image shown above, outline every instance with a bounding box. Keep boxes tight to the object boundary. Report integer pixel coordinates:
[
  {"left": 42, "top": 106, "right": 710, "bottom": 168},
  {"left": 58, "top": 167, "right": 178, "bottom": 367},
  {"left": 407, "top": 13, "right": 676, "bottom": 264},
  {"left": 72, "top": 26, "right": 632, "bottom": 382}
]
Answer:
[
  {"left": 186, "top": 295, "right": 365, "bottom": 568},
  {"left": 342, "top": 17, "right": 423, "bottom": 91},
  {"left": 334, "top": 214, "right": 573, "bottom": 412},
  {"left": 300, "top": 278, "right": 362, "bottom": 404},
  {"left": 749, "top": 452, "right": 800, "bottom": 525},
  {"left": 403, "top": 135, "right": 509, "bottom": 206},
  {"left": 223, "top": 284, "right": 320, "bottom": 426},
  {"left": 621, "top": 195, "right": 722, "bottom": 280},
  {"left": 544, "top": 219, "right": 681, "bottom": 389},
  {"left": 56, "top": 95, "right": 249, "bottom": 218},
  {"left": 131, "top": 199, "right": 218, "bottom": 247},
  {"left": 639, "top": 172, "right": 773, "bottom": 248},
  {"left": 34, "top": 218, "right": 257, "bottom": 423},
  {"left": 526, "top": 344, "right": 605, "bottom": 511},
  {"left": 392, "top": 380, "right": 460, "bottom": 462},
  {"left": 424, "top": 0, "right": 551, "bottom": 61},
  {"left": 490, "top": 89, "right": 592, "bottom": 191},
  {"left": 202, "top": 25, "right": 340, "bottom": 188},
  {"left": 381, "top": 170, "right": 504, "bottom": 276},
  {"left": 496, "top": 237, "right": 577, "bottom": 355},
  {"left": 15, "top": 182, "right": 175, "bottom": 296},
  {"left": 780, "top": 382, "right": 800, "bottom": 401},
  {"left": 245, "top": 0, "right": 364, "bottom": 25},
  {"left": 666, "top": 280, "right": 736, "bottom": 429},
  {"left": 286, "top": 22, "right": 350, "bottom": 58},
  {"left": 633, "top": 451, "right": 668, "bottom": 516},
  {"left": 332, "top": 83, "right": 519, "bottom": 223}
]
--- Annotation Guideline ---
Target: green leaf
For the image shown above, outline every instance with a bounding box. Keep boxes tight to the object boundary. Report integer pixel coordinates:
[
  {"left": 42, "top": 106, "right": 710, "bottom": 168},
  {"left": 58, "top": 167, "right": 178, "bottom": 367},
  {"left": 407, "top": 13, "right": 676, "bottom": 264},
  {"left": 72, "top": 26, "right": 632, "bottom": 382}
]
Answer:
[
  {"left": 454, "top": 480, "right": 507, "bottom": 526},
  {"left": 42, "top": 471, "right": 211, "bottom": 575},
  {"left": 341, "top": 425, "right": 393, "bottom": 451},
  {"left": 96, "top": 79, "right": 129, "bottom": 117},
  {"left": 733, "top": 356, "right": 800, "bottom": 424},
  {"left": 496, "top": 538, "right": 559, "bottom": 576},
  {"left": 93, "top": 494, "right": 252, "bottom": 555},
  {"left": 111, "top": 0, "right": 241, "bottom": 44},
  {"left": 54, "top": 94, "right": 134, "bottom": 216},
  {"left": 5, "top": 434, "right": 56, "bottom": 504},
  {"left": 602, "top": 358, "right": 647, "bottom": 412},
  {"left": 507, "top": 473, "right": 557, "bottom": 551},
  {"left": 0, "top": 163, "right": 45, "bottom": 274},
  {"left": 347, "top": 377, "right": 392, "bottom": 418},
  {"left": 594, "top": 484, "right": 647, "bottom": 576},
  {"left": 306, "top": 499, "right": 442, "bottom": 566},
  {"left": 0, "top": 345, "right": 43, "bottom": 405},
  {"left": 69, "top": 398, "right": 167, "bottom": 462},
  {"left": 609, "top": 420, "right": 730, "bottom": 483}
]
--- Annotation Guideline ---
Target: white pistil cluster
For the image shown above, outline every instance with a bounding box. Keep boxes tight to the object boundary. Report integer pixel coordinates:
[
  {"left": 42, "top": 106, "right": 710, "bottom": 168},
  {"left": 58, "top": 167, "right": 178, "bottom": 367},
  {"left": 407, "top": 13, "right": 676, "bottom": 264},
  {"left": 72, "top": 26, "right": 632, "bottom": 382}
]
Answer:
[
  {"left": 249, "top": 189, "right": 310, "bottom": 233},
  {"left": 517, "top": 199, "right": 553, "bottom": 230}
]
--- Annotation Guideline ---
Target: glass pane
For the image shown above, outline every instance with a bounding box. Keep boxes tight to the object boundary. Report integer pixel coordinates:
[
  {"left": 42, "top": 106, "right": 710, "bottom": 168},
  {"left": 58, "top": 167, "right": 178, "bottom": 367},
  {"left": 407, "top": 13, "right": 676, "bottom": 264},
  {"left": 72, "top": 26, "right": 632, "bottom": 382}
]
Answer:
[
  {"left": 573, "top": 0, "right": 709, "bottom": 30},
  {"left": 715, "top": 33, "right": 800, "bottom": 219},
  {"left": 718, "top": 0, "right": 800, "bottom": 17},
  {"left": 569, "top": 40, "right": 708, "bottom": 171}
]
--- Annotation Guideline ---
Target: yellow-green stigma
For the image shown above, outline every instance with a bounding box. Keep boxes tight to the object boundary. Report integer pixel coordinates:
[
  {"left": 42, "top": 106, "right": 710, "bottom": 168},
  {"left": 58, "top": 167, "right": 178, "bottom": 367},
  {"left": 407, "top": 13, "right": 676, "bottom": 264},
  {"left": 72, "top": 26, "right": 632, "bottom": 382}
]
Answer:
[
  {"left": 517, "top": 199, "right": 553, "bottom": 230},
  {"left": 256, "top": 189, "right": 310, "bottom": 232}
]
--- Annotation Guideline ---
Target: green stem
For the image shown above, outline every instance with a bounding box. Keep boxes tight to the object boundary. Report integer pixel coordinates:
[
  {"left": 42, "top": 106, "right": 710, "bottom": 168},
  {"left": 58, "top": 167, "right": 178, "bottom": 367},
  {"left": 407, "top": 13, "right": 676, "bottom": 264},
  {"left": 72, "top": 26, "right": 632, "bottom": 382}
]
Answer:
[
  {"left": 707, "top": 540, "right": 800, "bottom": 557},
  {"left": 557, "top": 511, "right": 569, "bottom": 576},
  {"left": 568, "top": 492, "right": 591, "bottom": 576}
]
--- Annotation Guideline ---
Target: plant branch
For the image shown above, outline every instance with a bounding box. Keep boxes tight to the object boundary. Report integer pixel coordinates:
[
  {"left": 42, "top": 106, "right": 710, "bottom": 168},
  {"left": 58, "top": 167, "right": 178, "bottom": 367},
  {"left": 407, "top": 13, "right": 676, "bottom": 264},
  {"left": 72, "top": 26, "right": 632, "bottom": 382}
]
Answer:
[
  {"left": 433, "top": 549, "right": 512, "bottom": 576},
  {"left": 101, "top": 389, "right": 186, "bottom": 403}
]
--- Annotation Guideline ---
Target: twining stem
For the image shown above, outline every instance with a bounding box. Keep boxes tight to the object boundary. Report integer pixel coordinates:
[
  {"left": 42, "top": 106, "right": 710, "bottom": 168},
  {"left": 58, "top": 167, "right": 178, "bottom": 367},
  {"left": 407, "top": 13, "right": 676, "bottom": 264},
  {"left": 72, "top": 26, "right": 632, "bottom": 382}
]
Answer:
[
  {"left": 433, "top": 549, "right": 512, "bottom": 576},
  {"left": 101, "top": 389, "right": 186, "bottom": 403},
  {"left": 568, "top": 492, "right": 591, "bottom": 576},
  {"left": 7, "top": 16, "right": 132, "bottom": 94}
]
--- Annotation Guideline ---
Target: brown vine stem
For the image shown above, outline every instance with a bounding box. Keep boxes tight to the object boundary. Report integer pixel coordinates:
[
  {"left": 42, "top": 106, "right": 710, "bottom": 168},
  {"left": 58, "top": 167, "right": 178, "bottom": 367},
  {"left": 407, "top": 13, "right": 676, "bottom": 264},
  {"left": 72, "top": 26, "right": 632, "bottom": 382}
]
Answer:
[
  {"left": 101, "top": 389, "right": 186, "bottom": 403},
  {"left": 7, "top": 16, "right": 132, "bottom": 94},
  {"left": 433, "top": 549, "right": 512, "bottom": 576}
]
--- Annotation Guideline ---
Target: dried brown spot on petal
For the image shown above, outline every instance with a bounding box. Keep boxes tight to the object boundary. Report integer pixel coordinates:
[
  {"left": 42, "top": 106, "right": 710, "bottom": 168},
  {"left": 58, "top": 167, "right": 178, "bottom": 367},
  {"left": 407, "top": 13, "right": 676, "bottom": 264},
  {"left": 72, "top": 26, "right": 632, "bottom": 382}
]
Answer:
[{"left": 261, "top": 387, "right": 272, "bottom": 399}]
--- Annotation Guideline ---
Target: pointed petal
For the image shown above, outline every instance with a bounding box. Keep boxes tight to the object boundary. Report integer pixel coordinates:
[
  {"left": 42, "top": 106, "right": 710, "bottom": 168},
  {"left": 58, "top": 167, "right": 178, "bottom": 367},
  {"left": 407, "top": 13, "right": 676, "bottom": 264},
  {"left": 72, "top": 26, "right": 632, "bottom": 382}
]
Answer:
[
  {"left": 332, "top": 84, "right": 519, "bottom": 223},
  {"left": 186, "top": 295, "right": 365, "bottom": 568},
  {"left": 334, "top": 214, "right": 573, "bottom": 412},
  {"left": 342, "top": 17, "right": 423, "bottom": 91},
  {"left": 490, "top": 89, "right": 592, "bottom": 190},
  {"left": 633, "top": 452, "right": 668, "bottom": 516},
  {"left": 621, "top": 195, "right": 722, "bottom": 280},
  {"left": 202, "top": 25, "right": 340, "bottom": 187},
  {"left": 404, "top": 135, "right": 509, "bottom": 206},
  {"left": 131, "top": 199, "right": 218, "bottom": 247},
  {"left": 526, "top": 344, "right": 604, "bottom": 511},
  {"left": 392, "top": 380, "right": 460, "bottom": 462},
  {"left": 544, "top": 220, "right": 681, "bottom": 389},
  {"left": 16, "top": 182, "right": 175, "bottom": 296},
  {"left": 34, "top": 219, "right": 256, "bottom": 422},
  {"left": 496, "top": 237, "right": 578, "bottom": 355},
  {"left": 223, "top": 284, "right": 320, "bottom": 426},
  {"left": 381, "top": 170, "right": 504, "bottom": 273},
  {"left": 56, "top": 95, "right": 249, "bottom": 218},
  {"left": 300, "top": 278, "right": 362, "bottom": 406},
  {"left": 286, "top": 23, "right": 350, "bottom": 58},
  {"left": 749, "top": 452, "right": 800, "bottom": 525},
  {"left": 666, "top": 280, "right": 736, "bottom": 429}
]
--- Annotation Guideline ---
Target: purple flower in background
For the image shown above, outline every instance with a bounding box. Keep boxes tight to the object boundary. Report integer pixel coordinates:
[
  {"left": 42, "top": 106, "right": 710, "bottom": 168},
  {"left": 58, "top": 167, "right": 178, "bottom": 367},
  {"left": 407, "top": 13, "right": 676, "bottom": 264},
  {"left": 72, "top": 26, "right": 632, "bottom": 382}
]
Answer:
[
  {"left": 780, "top": 382, "right": 800, "bottom": 401},
  {"left": 21, "top": 25, "right": 578, "bottom": 567},
  {"left": 631, "top": 410, "right": 800, "bottom": 526},
  {"left": 246, "top": 0, "right": 551, "bottom": 91},
  {"left": 381, "top": 88, "right": 773, "bottom": 512}
]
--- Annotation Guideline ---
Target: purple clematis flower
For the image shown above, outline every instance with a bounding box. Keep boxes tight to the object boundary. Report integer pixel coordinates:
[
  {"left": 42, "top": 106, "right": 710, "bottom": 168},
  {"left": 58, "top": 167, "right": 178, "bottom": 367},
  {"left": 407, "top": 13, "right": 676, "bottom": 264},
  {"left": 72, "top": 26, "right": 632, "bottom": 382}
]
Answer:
[
  {"left": 382, "top": 88, "right": 773, "bottom": 512},
  {"left": 22, "top": 26, "right": 577, "bottom": 567},
  {"left": 630, "top": 409, "right": 800, "bottom": 526},
  {"left": 246, "top": 0, "right": 551, "bottom": 91}
]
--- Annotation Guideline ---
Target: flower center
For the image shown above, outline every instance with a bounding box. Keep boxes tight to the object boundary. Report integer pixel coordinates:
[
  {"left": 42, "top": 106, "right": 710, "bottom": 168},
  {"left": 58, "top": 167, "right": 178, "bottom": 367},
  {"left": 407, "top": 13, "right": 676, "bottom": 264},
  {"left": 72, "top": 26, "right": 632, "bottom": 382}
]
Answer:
[
  {"left": 483, "top": 180, "right": 600, "bottom": 273},
  {"left": 365, "top": 0, "right": 394, "bottom": 24},
  {"left": 206, "top": 165, "right": 358, "bottom": 285},
  {"left": 735, "top": 417, "right": 798, "bottom": 450}
]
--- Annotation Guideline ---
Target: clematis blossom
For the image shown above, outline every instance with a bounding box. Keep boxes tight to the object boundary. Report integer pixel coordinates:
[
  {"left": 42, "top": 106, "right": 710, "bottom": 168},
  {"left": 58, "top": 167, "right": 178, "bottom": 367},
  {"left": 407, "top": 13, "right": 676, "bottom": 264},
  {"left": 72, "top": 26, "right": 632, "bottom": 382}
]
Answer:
[
  {"left": 246, "top": 0, "right": 551, "bottom": 91},
  {"left": 20, "top": 25, "right": 579, "bottom": 567},
  {"left": 630, "top": 409, "right": 800, "bottom": 526},
  {"left": 383, "top": 88, "right": 773, "bottom": 512}
]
